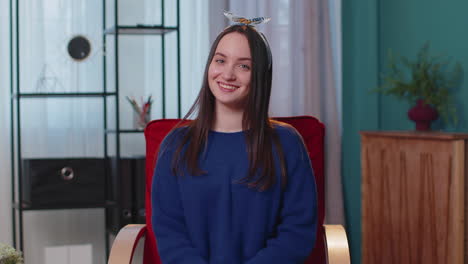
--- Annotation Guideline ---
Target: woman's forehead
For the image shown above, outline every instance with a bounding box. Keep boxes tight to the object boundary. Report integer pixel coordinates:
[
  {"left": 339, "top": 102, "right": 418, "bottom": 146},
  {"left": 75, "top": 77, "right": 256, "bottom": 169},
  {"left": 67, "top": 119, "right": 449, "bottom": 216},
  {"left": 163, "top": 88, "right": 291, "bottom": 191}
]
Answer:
[{"left": 215, "top": 32, "right": 251, "bottom": 59}]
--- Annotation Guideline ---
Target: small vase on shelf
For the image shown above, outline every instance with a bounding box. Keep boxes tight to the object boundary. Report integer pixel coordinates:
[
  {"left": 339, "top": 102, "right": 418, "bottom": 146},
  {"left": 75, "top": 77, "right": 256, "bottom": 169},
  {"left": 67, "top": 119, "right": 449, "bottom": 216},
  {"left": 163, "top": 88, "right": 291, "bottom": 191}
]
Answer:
[
  {"left": 134, "top": 111, "right": 150, "bottom": 130},
  {"left": 407, "top": 99, "right": 439, "bottom": 131},
  {"left": 126, "top": 95, "right": 153, "bottom": 130}
]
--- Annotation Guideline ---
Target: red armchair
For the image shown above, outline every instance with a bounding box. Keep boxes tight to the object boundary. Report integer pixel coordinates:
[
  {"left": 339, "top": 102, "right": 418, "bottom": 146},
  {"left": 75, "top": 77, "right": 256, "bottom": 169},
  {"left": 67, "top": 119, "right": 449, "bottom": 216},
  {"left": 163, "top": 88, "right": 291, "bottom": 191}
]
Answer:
[{"left": 108, "top": 116, "right": 350, "bottom": 264}]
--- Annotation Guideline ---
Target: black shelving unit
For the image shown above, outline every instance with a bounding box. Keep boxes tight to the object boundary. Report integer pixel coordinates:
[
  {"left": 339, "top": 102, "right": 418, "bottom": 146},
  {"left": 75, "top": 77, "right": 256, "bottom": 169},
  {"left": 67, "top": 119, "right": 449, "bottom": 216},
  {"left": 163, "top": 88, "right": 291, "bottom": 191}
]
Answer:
[
  {"left": 12, "top": 201, "right": 117, "bottom": 211},
  {"left": 102, "top": 0, "right": 181, "bottom": 234},
  {"left": 13, "top": 92, "right": 117, "bottom": 98},
  {"left": 104, "top": 25, "right": 178, "bottom": 35},
  {"left": 9, "top": 0, "right": 181, "bottom": 260},
  {"left": 9, "top": 0, "right": 115, "bottom": 260},
  {"left": 103, "top": 0, "right": 182, "bottom": 124}
]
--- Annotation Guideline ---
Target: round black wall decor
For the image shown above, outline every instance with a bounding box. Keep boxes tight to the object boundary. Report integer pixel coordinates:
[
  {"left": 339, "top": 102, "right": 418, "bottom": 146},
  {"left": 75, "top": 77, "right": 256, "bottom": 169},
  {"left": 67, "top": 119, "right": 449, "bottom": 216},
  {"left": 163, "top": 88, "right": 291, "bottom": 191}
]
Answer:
[{"left": 67, "top": 35, "right": 91, "bottom": 61}]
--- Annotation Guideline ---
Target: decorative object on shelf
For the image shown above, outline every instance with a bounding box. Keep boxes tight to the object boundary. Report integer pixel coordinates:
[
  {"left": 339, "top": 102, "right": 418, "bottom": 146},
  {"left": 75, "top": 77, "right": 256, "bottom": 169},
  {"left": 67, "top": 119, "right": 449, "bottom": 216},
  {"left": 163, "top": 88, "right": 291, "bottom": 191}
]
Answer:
[
  {"left": 126, "top": 95, "right": 153, "bottom": 130},
  {"left": 35, "top": 64, "right": 63, "bottom": 93},
  {"left": 67, "top": 35, "right": 92, "bottom": 61},
  {"left": 374, "top": 42, "right": 462, "bottom": 131},
  {"left": 0, "top": 243, "right": 24, "bottom": 264},
  {"left": 62, "top": 32, "right": 103, "bottom": 65},
  {"left": 407, "top": 99, "right": 439, "bottom": 131}
]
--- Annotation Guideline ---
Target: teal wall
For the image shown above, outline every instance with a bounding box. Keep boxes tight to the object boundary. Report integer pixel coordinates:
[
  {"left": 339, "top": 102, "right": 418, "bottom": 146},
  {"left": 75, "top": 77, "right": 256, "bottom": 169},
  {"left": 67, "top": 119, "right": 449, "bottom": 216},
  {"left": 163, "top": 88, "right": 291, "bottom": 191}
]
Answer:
[{"left": 342, "top": 1, "right": 468, "bottom": 263}]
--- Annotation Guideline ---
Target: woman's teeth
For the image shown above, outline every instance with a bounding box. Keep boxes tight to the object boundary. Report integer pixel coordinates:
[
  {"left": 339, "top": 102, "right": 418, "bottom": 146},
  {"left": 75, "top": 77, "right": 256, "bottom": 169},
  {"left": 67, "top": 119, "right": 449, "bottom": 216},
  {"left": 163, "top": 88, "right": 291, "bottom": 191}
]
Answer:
[{"left": 219, "top": 82, "right": 238, "bottom": 90}]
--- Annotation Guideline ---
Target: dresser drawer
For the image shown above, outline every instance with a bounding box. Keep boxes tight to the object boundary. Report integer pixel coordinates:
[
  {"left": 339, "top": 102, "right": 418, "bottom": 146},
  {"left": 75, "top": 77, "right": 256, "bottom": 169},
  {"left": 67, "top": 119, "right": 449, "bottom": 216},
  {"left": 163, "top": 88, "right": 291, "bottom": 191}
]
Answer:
[{"left": 21, "top": 158, "right": 106, "bottom": 208}]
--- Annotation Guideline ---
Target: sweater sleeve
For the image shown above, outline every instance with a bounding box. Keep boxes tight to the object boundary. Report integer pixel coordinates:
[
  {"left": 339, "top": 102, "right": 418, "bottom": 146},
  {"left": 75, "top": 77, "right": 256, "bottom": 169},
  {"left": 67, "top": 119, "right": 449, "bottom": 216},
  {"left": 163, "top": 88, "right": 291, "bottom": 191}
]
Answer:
[
  {"left": 151, "top": 143, "right": 208, "bottom": 264},
  {"left": 245, "top": 131, "right": 318, "bottom": 264}
]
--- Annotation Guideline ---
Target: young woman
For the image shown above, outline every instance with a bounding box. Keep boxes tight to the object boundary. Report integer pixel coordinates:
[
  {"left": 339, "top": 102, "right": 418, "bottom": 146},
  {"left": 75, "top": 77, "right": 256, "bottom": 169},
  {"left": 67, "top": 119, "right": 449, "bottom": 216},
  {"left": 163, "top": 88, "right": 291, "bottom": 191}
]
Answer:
[{"left": 151, "top": 24, "right": 318, "bottom": 264}]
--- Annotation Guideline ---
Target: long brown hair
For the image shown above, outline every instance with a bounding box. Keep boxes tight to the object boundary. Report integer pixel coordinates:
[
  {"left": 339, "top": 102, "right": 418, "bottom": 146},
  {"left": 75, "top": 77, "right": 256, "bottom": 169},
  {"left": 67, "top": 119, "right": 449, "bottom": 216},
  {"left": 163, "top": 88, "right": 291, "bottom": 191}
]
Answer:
[{"left": 168, "top": 25, "right": 287, "bottom": 191}]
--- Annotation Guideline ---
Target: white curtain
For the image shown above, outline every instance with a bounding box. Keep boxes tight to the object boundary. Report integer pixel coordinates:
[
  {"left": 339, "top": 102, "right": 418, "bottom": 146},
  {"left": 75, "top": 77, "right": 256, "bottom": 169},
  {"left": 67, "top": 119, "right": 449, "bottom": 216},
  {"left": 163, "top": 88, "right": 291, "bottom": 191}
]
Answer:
[
  {"left": 19, "top": 0, "right": 104, "bottom": 159},
  {"left": 229, "top": 0, "right": 345, "bottom": 225},
  {"left": 0, "top": 0, "right": 12, "bottom": 245}
]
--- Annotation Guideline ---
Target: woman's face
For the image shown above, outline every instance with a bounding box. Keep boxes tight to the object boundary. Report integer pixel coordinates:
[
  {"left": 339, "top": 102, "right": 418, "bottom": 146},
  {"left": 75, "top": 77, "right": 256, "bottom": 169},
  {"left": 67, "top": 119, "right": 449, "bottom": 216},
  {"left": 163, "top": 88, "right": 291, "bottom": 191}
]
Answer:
[{"left": 208, "top": 32, "right": 252, "bottom": 110}]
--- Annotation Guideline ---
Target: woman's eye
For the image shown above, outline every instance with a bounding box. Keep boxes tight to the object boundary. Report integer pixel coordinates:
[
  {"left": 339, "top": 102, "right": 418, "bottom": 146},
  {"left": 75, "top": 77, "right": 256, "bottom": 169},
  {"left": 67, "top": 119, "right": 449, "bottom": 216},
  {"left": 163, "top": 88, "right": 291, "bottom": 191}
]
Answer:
[
  {"left": 239, "top": 64, "right": 251, "bottom": 70},
  {"left": 215, "top": 59, "right": 225, "bottom": 64}
]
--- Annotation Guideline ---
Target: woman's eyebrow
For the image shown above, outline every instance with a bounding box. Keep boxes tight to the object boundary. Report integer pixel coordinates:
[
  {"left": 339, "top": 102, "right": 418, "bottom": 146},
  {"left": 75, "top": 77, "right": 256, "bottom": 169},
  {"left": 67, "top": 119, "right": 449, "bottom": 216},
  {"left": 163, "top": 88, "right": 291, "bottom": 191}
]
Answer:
[{"left": 214, "top": 52, "right": 251, "bottom": 61}]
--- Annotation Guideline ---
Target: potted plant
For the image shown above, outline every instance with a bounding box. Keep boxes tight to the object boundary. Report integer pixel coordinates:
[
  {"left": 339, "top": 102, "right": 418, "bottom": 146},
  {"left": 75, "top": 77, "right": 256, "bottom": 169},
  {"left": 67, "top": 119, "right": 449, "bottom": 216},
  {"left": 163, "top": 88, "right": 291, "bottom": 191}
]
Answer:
[
  {"left": 0, "top": 244, "right": 23, "bottom": 264},
  {"left": 376, "top": 42, "right": 462, "bottom": 131}
]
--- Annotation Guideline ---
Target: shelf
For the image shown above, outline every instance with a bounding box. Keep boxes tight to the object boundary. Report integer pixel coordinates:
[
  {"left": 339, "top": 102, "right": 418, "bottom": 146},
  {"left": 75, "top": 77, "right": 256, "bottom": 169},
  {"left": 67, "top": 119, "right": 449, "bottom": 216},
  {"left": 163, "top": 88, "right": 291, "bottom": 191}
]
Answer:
[
  {"left": 106, "top": 129, "right": 145, "bottom": 134},
  {"left": 104, "top": 25, "right": 178, "bottom": 35},
  {"left": 8, "top": 0, "right": 180, "bottom": 254},
  {"left": 13, "top": 92, "right": 117, "bottom": 98},
  {"left": 13, "top": 200, "right": 117, "bottom": 211}
]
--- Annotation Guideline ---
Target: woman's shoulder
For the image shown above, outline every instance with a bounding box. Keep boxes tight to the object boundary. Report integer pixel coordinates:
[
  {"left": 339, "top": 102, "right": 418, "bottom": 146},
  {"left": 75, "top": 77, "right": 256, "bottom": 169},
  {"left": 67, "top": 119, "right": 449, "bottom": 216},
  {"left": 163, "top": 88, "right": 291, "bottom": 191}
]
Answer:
[
  {"left": 167, "top": 125, "right": 190, "bottom": 139},
  {"left": 159, "top": 126, "right": 190, "bottom": 153},
  {"left": 270, "top": 120, "right": 309, "bottom": 159},
  {"left": 270, "top": 120, "right": 302, "bottom": 142}
]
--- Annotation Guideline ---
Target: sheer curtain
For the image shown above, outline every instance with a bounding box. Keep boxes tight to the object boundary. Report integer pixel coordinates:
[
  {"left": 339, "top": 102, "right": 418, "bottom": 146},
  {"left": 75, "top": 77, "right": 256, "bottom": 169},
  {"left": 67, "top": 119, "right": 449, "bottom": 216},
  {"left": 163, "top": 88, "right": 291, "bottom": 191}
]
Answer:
[
  {"left": 229, "top": 0, "right": 345, "bottom": 225},
  {"left": 0, "top": 0, "right": 12, "bottom": 245},
  {"left": 20, "top": 0, "right": 104, "bottom": 159}
]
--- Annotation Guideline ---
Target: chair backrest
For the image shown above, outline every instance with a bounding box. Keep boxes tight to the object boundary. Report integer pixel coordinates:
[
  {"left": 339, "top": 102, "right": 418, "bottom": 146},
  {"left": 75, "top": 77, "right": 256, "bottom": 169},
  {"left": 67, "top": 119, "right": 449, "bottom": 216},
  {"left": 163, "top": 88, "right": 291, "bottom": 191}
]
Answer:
[{"left": 144, "top": 116, "right": 325, "bottom": 264}]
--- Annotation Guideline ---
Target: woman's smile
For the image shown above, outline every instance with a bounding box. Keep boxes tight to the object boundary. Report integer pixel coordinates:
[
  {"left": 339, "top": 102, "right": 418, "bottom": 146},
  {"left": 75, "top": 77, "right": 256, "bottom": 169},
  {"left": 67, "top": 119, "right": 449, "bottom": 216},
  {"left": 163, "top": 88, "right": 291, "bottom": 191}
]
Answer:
[{"left": 218, "top": 81, "right": 240, "bottom": 92}]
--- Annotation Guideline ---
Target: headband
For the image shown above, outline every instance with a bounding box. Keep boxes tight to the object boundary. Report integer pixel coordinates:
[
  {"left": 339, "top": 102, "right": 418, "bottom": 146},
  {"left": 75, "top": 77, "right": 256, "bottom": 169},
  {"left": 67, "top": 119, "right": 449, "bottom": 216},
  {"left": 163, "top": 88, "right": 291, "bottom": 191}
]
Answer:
[
  {"left": 223, "top": 11, "right": 271, "bottom": 26},
  {"left": 223, "top": 11, "right": 272, "bottom": 70}
]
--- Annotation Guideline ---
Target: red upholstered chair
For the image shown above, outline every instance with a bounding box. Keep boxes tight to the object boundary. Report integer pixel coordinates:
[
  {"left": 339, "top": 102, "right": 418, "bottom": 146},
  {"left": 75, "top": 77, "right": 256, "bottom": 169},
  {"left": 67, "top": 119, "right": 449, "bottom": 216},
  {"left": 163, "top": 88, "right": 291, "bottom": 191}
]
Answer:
[{"left": 108, "top": 116, "right": 350, "bottom": 264}]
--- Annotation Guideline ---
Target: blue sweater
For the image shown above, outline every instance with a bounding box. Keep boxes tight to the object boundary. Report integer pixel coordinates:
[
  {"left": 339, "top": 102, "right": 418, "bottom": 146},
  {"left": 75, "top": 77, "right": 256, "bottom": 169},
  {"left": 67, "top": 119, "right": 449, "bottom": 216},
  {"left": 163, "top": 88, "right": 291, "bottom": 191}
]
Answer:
[{"left": 151, "top": 124, "right": 318, "bottom": 264}]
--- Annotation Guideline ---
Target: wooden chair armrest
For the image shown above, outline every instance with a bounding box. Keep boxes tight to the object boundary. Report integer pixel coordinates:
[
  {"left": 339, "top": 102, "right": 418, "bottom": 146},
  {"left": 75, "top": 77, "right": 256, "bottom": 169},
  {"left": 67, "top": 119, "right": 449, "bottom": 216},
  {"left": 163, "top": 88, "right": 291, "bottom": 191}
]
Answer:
[
  {"left": 108, "top": 224, "right": 147, "bottom": 264},
  {"left": 323, "top": 224, "right": 350, "bottom": 264}
]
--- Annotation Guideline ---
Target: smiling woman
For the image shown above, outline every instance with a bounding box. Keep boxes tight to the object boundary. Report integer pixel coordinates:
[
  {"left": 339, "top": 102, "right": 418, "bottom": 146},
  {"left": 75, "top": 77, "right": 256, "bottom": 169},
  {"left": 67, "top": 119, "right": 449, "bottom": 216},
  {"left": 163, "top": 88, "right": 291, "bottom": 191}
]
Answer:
[
  {"left": 151, "top": 23, "right": 318, "bottom": 264},
  {"left": 208, "top": 32, "right": 252, "bottom": 116}
]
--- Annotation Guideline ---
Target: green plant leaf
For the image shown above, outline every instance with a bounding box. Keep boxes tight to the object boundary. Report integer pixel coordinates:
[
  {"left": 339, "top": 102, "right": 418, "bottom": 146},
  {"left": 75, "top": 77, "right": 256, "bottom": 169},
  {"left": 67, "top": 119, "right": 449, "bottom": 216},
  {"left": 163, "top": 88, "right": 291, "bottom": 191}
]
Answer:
[{"left": 374, "top": 42, "right": 461, "bottom": 125}]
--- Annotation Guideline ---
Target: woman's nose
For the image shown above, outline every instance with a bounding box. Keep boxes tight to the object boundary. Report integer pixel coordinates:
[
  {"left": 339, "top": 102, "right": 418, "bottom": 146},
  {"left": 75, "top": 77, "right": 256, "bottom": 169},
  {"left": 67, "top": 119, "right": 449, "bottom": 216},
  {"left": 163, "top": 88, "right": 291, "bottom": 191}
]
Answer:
[{"left": 222, "top": 66, "right": 236, "bottom": 80}]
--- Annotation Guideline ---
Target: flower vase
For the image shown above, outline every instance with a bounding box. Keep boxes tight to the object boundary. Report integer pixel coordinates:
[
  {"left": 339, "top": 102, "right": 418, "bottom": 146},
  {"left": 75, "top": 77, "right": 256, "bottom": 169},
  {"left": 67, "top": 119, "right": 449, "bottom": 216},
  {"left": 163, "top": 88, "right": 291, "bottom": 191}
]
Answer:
[
  {"left": 407, "top": 99, "right": 439, "bottom": 131},
  {"left": 134, "top": 111, "right": 150, "bottom": 130}
]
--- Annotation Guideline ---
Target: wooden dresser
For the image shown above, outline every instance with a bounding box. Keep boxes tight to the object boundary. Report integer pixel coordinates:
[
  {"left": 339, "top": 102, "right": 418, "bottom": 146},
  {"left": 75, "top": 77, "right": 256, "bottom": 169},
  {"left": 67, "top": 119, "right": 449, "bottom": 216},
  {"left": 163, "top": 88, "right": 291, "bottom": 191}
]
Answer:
[{"left": 361, "top": 131, "right": 468, "bottom": 264}]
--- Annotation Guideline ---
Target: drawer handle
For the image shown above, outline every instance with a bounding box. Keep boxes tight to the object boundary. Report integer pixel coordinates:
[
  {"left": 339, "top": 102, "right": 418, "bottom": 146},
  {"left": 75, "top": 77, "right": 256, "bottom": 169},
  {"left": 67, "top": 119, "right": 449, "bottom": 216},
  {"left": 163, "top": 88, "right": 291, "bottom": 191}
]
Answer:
[
  {"left": 60, "top": 167, "right": 74, "bottom": 181},
  {"left": 122, "top": 209, "right": 132, "bottom": 218}
]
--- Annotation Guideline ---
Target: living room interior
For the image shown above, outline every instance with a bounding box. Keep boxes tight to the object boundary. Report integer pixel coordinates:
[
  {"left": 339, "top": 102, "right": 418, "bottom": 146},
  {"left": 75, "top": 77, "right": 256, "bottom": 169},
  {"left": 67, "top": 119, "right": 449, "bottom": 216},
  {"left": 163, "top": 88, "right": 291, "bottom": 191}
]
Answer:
[{"left": 1, "top": 0, "right": 468, "bottom": 264}]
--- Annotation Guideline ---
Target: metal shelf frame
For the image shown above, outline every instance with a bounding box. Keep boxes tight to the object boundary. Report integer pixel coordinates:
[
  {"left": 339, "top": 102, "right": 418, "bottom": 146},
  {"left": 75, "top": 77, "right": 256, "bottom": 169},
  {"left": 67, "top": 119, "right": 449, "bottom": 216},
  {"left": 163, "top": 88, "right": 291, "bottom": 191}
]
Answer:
[
  {"left": 102, "top": 0, "right": 181, "bottom": 239},
  {"left": 8, "top": 0, "right": 114, "bottom": 258},
  {"left": 9, "top": 0, "right": 181, "bottom": 260}
]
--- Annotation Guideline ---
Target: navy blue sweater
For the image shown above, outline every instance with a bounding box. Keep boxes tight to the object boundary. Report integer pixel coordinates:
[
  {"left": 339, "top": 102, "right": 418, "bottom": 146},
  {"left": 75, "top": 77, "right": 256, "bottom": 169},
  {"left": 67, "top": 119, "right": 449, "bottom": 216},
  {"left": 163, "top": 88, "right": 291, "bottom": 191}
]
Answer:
[{"left": 151, "top": 124, "right": 318, "bottom": 264}]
